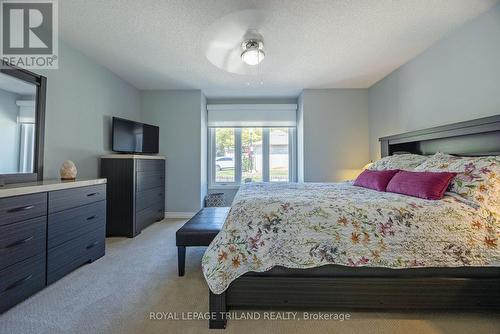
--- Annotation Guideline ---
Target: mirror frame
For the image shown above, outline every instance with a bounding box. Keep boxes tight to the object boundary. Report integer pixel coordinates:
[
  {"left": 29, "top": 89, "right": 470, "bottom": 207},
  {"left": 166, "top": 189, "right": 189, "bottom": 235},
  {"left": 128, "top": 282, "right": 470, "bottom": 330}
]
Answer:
[{"left": 0, "top": 64, "right": 47, "bottom": 185}]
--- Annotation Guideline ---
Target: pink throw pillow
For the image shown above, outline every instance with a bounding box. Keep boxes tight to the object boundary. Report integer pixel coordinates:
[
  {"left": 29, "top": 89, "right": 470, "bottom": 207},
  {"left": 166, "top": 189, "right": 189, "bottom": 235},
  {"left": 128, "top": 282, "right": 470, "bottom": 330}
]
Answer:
[
  {"left": 386, "top": 171, "right": 457, "bottom": 200},
  {"left": 354, "top": 169, "right": 400, "bottom": 192}
]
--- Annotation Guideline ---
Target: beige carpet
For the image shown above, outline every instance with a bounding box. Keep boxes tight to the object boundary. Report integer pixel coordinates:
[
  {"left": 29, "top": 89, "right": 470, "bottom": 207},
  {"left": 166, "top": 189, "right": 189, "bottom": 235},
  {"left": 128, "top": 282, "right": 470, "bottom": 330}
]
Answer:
[{"left": 1, "top": 219, "right": 499, "bottom": 334}]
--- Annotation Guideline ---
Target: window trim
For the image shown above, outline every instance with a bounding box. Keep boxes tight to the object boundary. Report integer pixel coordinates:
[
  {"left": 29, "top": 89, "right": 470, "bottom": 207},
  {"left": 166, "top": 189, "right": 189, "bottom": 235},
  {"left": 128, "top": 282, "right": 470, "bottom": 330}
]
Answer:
[
  {"left": 208, "top": 127, "right": 297, "bottom": 189},
  {"left": 262, "top": 128, "right": 270, "bottom": 182}
]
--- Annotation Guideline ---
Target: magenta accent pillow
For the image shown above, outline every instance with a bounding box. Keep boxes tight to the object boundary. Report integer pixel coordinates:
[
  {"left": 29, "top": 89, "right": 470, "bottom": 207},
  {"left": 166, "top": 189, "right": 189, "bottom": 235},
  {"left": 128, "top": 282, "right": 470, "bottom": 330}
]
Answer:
[
  {"left": 386, "top": 171, "right": 457, "bottom": 200},
  {"left": 354, "top": 169, "right": 400, "bottom": 192}
]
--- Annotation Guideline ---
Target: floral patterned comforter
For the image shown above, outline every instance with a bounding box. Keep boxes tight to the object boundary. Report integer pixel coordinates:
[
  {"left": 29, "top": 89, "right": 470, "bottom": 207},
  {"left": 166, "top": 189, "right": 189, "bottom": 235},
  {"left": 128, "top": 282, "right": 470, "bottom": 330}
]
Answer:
[{"left": 202, "top": 182, "right": 500, "bottom": 294}]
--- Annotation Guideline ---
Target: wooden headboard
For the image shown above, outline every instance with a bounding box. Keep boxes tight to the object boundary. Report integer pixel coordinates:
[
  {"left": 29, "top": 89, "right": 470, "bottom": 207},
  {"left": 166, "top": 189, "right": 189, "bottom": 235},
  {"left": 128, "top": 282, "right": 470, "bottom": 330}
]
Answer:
[{"left": 379, "top": 115, "right": 500, "bottom": 157}]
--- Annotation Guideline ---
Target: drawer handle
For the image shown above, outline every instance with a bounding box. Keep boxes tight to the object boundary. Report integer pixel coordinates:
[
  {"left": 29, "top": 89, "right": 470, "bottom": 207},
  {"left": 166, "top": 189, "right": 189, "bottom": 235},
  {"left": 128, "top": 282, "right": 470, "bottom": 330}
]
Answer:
[
  {"left": 7, "top": 205, "right": 35, "bottom": 213},
  {"left": 86, "top": 192, "right": 99, "bottom": 197},
  {"left": 86, "top": 215, "right": 97, "bottom": 221},
  {"left": 3, "top": 236, "right": 34, "bottom": 249},
  {"left": 4, "top": 274, "right": 33, "bottom": 292},
  {"left": 86, "top": 241, "right": 99, "bottom": 249}
]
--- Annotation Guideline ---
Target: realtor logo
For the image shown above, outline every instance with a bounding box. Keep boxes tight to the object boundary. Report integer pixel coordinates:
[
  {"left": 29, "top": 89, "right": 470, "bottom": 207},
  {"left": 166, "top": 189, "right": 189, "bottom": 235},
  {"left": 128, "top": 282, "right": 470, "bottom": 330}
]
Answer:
[{"left": 1, "top": 0, "right": 58, "bottom": 69}]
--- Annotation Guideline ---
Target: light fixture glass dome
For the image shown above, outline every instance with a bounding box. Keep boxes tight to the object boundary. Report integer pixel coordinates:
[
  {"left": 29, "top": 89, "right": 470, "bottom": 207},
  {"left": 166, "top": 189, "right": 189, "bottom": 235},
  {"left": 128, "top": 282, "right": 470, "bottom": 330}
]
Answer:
[{"left": 241, "top": 39, "right": 265, "bottom": 66}]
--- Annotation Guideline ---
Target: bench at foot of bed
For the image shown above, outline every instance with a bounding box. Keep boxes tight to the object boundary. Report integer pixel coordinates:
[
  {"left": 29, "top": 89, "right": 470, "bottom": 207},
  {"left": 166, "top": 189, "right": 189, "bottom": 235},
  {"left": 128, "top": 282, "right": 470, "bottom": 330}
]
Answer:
[{"left": 175, "top": 207, "right": 229, "bottom": 276}]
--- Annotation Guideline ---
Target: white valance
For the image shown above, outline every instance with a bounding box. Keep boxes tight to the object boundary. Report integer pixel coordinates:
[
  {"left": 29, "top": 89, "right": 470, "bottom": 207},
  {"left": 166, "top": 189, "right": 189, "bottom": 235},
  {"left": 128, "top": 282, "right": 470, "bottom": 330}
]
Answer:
[{"left": 207, "top": 104, "right": 297, "bottom": 127}]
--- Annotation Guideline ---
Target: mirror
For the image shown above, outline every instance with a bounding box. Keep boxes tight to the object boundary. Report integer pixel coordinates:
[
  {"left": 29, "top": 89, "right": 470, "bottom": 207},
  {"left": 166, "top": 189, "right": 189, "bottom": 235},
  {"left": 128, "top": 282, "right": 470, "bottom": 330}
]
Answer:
[
  {"left": 0, "top": 65, "right": 46, "bottom": 185},
  {"left": 0, "top": 73, "right": 37, "bottom": 174}
]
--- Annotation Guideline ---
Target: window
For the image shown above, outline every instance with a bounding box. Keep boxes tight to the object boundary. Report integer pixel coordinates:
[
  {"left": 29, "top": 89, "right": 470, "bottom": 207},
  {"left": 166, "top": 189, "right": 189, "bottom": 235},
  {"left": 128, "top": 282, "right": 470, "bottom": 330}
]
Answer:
[
  {"left": 214, "top": 128, "right": 235, "bottom": 183},
  {"left": 269, "top": 128, "right": 289, "bottom": 182},
  {"left": 241, "top": 128, "right": 263, "bottom": 182},
  {"left": 208, "top": 103, "right": 297, "bottom": 187},
  {"left": 209, "top": 127, "right": 296, "bottom": 187}
]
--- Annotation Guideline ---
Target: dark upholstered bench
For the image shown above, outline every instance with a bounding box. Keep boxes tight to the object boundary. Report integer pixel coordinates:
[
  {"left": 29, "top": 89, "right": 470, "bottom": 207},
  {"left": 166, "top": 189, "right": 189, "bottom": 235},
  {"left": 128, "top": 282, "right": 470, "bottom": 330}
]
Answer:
[{"left": 175, "top": 207, "right": 229, "bottom": 276}]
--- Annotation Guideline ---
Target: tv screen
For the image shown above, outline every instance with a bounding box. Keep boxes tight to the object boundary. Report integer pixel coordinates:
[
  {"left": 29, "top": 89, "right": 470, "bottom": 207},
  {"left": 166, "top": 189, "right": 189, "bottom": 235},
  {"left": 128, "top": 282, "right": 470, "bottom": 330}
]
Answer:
[{"left": 112, "top": 117, "right": 159, "bottom": 154}]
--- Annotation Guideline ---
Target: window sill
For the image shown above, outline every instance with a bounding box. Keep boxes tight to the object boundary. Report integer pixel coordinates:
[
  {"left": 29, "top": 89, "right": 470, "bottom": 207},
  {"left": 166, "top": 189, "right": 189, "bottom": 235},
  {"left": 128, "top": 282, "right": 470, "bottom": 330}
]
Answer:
[{"left": 209, "top": 184, "right": 241, "bottom": 190}]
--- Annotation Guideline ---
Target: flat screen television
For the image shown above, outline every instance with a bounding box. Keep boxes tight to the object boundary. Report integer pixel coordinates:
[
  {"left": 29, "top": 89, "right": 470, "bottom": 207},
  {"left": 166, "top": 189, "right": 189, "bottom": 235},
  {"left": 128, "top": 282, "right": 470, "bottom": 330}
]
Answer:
[{"left": 112, "top": 117, "right": 159, "bottom": 154}]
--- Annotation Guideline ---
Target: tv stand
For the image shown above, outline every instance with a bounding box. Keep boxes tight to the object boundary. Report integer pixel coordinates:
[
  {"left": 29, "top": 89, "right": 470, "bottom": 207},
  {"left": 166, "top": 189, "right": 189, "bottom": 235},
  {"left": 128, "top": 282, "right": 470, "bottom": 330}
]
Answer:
[{"left": 101, "top": 155, "right": 166, "bottom": 237}]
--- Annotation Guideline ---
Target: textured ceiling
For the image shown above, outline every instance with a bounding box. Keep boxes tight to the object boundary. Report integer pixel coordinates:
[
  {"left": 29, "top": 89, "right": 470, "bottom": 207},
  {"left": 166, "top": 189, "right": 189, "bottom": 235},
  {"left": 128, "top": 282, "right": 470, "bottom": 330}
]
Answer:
[{"left": 59, "top": 0, "right": 498, "bottom": 97}]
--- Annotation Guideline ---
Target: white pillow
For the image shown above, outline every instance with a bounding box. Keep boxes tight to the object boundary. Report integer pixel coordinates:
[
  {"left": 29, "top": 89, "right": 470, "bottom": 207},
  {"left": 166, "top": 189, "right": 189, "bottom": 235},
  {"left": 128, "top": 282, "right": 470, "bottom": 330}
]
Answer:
[{"left": 369, "top": 153, "right": 428, "bottom": 171}]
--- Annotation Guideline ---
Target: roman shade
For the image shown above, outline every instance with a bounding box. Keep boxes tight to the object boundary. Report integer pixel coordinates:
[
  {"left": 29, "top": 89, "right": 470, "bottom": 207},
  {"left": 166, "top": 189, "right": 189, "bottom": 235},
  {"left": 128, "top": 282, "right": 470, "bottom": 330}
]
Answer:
[{"left": 207, "top": 104, "right": 297, "bottom": 127}]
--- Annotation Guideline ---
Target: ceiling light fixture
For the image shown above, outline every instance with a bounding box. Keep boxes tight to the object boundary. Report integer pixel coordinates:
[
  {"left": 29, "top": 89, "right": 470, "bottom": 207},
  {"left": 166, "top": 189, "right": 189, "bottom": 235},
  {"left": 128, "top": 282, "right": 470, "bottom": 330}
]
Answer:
[{"left": 241, "top": 39, "right": 265, "bottom": 66}]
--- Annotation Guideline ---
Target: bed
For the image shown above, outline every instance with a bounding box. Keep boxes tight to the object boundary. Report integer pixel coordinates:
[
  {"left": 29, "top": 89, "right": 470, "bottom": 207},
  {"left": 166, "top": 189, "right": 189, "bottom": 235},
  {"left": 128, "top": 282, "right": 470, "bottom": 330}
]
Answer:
[{"left": 203, "top": 115, "right": 500, "bottom": 329}]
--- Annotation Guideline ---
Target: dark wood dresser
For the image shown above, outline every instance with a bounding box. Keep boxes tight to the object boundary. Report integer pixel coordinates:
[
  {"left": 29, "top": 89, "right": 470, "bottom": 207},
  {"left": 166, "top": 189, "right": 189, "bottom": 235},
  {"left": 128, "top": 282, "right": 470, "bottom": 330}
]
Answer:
[
  {"left": 0, "top": 179, "right": 106, "bottom": 313},
  {"left": 100, "top": 155, "right": 165, "bottom": 238}
]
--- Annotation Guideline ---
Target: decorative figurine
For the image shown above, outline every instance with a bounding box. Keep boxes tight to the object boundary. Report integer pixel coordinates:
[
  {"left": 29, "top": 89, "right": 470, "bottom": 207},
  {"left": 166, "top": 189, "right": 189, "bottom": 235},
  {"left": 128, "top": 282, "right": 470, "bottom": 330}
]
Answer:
[{"left": 60, "top": 160, "right": 77, "bottom": 180}]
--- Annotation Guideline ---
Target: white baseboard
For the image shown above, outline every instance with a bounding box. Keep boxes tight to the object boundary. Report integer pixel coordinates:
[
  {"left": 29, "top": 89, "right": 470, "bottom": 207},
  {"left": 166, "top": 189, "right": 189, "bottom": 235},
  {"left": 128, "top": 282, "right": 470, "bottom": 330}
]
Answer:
[{"left": 164, "top": 212, "right": 196, "bottom": 219}]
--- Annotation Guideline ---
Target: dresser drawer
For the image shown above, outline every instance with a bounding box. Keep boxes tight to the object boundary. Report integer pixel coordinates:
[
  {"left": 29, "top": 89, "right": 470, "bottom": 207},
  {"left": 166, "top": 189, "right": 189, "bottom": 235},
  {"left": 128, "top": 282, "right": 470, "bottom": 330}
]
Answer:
[
  {"left": 0, "top": 253, "right": 45, "bottom": 313},
  {"left": 47, "top": 225, "right": 105, "bottom": 285},
  {"left": 136, "top": 187, "right": 164, "bottom": 212},
  {"left": 48, "top": 201, "right": 106, "bottom": 249},
  {"left": 136, "top": 200, "right": 164, "bottom": 232},
  {"left": 0, "top": 193, "right": 47, "bottom": 226},
  {"left": 49, "top": 184, "right": 106, "bottom": 213},
  {"left": 0, "top": 216, "right": 46, "bottom": 270},
  {"left": 136, "top": 172, "right": 165, "bottom": 192},
  {"left": 136, "top": 159, "right": 165, "bottom": 172}
]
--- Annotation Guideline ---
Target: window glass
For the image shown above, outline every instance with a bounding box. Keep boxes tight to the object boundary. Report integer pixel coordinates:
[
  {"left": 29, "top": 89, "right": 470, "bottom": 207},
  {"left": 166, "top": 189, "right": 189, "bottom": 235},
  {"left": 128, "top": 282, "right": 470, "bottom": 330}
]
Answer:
[
  {"left": 211, "top": 127, "right": 294, "bottom": 185},
  {"left": 241, "top": 128, "right": 263, "bottom": 182},
  {"left": 269, "top": 128, "right": 289, "bottom": 182},
  {"left": 215, "top": 128, "right": 235, "bottom": 183}
]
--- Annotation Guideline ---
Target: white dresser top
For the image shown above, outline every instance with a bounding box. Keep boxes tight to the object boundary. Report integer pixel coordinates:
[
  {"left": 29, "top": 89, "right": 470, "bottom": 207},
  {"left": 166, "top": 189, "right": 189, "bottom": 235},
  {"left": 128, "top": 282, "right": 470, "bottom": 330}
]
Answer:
[
  {"left": 0, "top": 178, "right": 106, "bottom": 198},
  {"left": 101, "top": 154, "right": 166, "bottom": 160}
]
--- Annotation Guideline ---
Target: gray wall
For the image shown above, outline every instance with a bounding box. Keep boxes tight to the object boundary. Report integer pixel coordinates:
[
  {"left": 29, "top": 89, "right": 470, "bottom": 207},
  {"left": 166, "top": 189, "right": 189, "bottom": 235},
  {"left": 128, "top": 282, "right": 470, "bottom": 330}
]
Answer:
[
  {"left": 141, "top": 90, "right": 205, "bottom": 213},
  {"left": 39, "top": 41, "right": 141, "bottom": 178},
  {"left": 297, "top": 92, "right": 304, "bottom": 182},
  {"left": 301, "top": 89, "right": 369, "bottom": 182},
  {"left": 0, "top": 90, "right": 21, "bottom": 173},
  {"left": 368, "top": 4, "right": 500, "bottom": 160}
]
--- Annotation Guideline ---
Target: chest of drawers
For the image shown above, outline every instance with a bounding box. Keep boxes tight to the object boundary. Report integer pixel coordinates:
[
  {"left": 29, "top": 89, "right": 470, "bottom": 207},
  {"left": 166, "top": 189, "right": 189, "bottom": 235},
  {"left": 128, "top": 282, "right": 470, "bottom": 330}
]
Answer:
[
  {"left": 0, "top": 180, "right": 106, "bottom": 313},
  {"left": 101, "top": 156, "right": 165, "bottom": 237}
]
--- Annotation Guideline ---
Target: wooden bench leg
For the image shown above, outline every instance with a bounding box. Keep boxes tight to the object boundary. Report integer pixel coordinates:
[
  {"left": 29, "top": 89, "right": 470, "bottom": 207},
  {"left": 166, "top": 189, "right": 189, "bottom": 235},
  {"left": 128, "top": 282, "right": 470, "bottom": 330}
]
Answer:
[
  {"left": 209, "top": 290, "right": 227, "bottom": 329},
  {"left": 177, "top": 246, "right": 186, "bottom": 276}
]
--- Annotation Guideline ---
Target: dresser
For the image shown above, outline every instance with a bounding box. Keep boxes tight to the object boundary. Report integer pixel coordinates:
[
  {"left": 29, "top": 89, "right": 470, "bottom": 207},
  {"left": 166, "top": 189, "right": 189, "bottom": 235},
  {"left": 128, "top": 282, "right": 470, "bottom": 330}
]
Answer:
[
  {"left": 101, "top": 155, "right": 165, "bottom": 237},
  {"left": 0, "top": 179, "right": 106, "bottom": 313}
]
